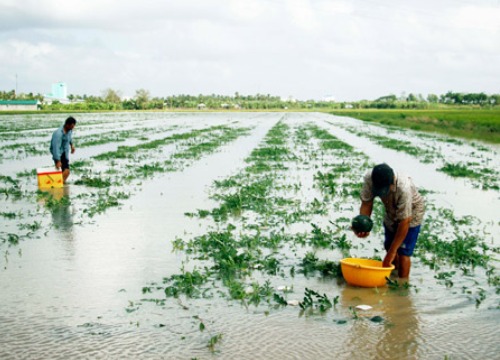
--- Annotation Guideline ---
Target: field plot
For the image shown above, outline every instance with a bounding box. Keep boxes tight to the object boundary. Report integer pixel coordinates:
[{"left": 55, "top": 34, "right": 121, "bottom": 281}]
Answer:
[{"left": 0, "top": 112, "right": 499, "bottom": 359}]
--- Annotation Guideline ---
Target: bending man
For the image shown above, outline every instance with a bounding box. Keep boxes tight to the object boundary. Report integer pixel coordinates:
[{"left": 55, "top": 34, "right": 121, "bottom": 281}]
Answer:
[
  {"left": 50, "top": 116, "right": 77, "bottom": 183},
  {"left": 354, "top": 163, "right": 425, "bottom": 278}
]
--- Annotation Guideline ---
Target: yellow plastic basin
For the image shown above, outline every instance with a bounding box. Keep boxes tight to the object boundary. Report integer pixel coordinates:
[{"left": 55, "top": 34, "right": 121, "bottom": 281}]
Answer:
[{"left": 340, "top": 258, "right": 395, "bottom": 287}]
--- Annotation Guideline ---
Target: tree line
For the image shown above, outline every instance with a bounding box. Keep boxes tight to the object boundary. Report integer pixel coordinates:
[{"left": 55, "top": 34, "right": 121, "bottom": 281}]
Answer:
[{"left": 1, "top": 89, "right": 499, "bottom": 111}]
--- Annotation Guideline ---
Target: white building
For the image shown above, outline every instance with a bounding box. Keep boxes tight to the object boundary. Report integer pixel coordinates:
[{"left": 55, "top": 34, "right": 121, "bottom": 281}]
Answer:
[{"left": 44, "top": 82, "right": 70, "bottom": 104}]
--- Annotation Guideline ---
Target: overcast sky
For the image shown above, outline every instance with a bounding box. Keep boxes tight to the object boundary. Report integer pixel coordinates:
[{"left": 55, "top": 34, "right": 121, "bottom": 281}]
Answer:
[{"left": 1, "top": 0, "right": 499, "bottom": 101}]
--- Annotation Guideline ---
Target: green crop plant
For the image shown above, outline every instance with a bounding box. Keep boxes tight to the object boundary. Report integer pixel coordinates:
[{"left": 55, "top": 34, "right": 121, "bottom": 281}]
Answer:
[
  {"left": 438, "top": 162, "right": 499, "bottom": 190},
  {"left": 0, "top": 175, "right": 22, "bottom": 199},
  {"left": 434, "top": 271, "right": 456, "bottom": 288},
  {"left": 173, "top": 127, "right": 250, "bottom": 160},
  {"left": 16, "top": 168, "right": 36, "bottom": 178},
  {"left": 386, "top": 277, "right": 414, "bottom": 293},
  {"left": 74, "top": 176, "right": 112, "bottom": 188},
  {"left": 18, "top": 221, "right": 42, "bottom": 233},
  {"left": 300, "top": 252, "right": 342, "bottom": 278},
  {"left": 163, "top": 268, "right": 208, "bottom": 298},
  {"left": 83, "top": 191, "right": 129, "bottom": 217},
  {"left": 248, "top": 146, "right": 291, "bottom": 162},
  {"left": 416, "top": 219, "right": 490, "bottom": 269},
  {"left": 211, "top": 176, "right": 275, "bottom": 217},
  {"left": 273, "top": 293, "right": 288, "bottom": 306},
  {"left": 0, "top": 212, "right": 18, "bottom": 219},
  {"left": 439, "top": 163, "right": 482, "bottom": 179},
  {"left": 1, "top": 233, "right": 20, "bottom": 245},
  {"left": 299, "top": 288, "right": 334, "bottom": 313},
  {"left": 93, "top": 126, "right": 221, "bottom": 160},
  {"left": 70, "top": 160, "right": 93, "bottom": 171},
  {"left": 245, "top": 280, "right": 274, "bottom": 306},
  {"left": 207, "top": 333, "right": 223, "bottom": 353},
  {"left": 475, "top": 288, "right": 487, "bottom": 308},
  {"left": 76, "top": 127, "right": 166, "bottom": 148},
  {"left": 348, "top": 306, "right": 360, "bottom": 320},
  {"left": 314, "top": 171, "right": 338, "bottom": 196},
  {"left": 373, "top": 136, "right": 435, "bottom": 160},
  {"left": 310, "top": 223, "right": 334, "bottom": 248}
]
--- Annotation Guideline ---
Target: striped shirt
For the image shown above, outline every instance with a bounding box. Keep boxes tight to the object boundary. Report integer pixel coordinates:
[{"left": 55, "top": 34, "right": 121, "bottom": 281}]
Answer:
[{"left": 361, "top": 171, "right": 425, "bottom": 232}]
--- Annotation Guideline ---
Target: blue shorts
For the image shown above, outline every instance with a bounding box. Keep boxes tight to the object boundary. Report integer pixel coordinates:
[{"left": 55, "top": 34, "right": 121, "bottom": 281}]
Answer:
[
  {"left": 384, "top": 224, "right": 421, "bottom": 256},
  {"left": 55, "top": 153, "right": 70, "bottom": 171}
]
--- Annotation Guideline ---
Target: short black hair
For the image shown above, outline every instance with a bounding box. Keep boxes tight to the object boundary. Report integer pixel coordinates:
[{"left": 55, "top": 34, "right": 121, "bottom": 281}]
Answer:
[{"left": 65, "top": 116, "right": 77, "bottom": 126}]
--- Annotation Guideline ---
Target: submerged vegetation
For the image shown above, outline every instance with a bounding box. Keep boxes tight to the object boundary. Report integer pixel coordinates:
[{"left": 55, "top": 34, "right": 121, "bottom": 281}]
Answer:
[
  {"left": 336, "top": 120, "right": 500, "bottom": 191},
  {"left": 142, "top": 115, "right": 499, "bottom": 335},
  {"left": 0, "top": 112, "right": 498, "bottom": 357}
]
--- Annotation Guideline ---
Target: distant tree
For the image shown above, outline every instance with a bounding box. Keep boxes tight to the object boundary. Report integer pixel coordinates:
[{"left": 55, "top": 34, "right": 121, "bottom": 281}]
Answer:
[
  {"left": 84, "top": 95, "right": 103, "bottom": 103},
  {"left": 102, "top": 88, "right": 122, "bottom": 103},
  {"left": 135, "top": 89, "right": 150, "bottom": 109},
  {"left": 0, "top": 90, "right": 16, "bottom": 100},
  {"left": 489, "top": 94, "right": 500, "bottom": 105},
  {"left": 375, "top": 94, "right": 397, "bottom": 102},
  {"left": 407, "top": 93, "right": 418, "bottom": 102},
  {"left": 427, "top": 94, "right": 439, "bottom": 103}
]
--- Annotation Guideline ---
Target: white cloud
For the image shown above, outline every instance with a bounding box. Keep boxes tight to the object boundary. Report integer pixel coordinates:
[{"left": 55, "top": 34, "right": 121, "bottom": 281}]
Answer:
[
  {"left": 0, "top": 0, "right": 499, "bottom": 100},
  {"left": 286, "top": 0, "right": 319, "bottom": 32},
  {"left": 451, "top": 5, "right": 500, "bottom": 31}
]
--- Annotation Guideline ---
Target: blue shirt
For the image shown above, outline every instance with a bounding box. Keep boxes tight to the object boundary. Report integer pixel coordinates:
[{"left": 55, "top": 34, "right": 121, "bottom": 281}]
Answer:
[{"left": 50, "top": 126, "right": 73, "bottom": 161}]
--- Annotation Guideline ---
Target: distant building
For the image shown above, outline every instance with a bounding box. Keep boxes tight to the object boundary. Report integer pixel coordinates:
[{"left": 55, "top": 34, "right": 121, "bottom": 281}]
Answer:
[
  {"left": 0, "top": 100, "right": 40, "bottom": 111},
  {"left": 45, "top": 82, "right": 70, "bottom": 104},
  {"left": 52, "top": 82, "right": 67, "bottom": 99},
  {"left": 322, "top": 95, "right": 336, "bottom": 102},
  {"left": 197, "top": 103, "right": 206, "bottom": 110}
]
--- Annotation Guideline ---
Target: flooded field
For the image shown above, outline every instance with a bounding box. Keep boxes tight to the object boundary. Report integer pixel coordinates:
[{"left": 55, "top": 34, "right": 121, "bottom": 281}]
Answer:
[{"left": 0, "top": 112, "right": 499, "bottom": 359}]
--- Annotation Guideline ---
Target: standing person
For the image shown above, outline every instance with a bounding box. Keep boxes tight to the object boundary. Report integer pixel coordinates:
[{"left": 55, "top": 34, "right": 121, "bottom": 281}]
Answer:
[
  {"left": 50, "top": 116, "right": 77, "bottom": 183},
  {"left": 353, "top": 163, "right": 425, "bottom": 278}
]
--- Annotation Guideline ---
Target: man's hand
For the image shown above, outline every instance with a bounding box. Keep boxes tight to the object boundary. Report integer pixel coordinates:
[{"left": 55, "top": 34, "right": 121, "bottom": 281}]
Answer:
[
  {"left": 71, "top": 145, "right": 75, "bottom": 154},
  {"left": 55, "top": 160, "right": 62, "bottom": 169},
  {"left": 383, "top": 250, "right": 397, "bottom": 268},
  {"left": 353, "top": 229, "right": 370, "bottom": 238}
]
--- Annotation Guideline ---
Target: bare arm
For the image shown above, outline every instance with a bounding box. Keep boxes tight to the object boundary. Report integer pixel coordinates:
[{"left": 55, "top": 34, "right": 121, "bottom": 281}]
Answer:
[
  {"left": 383, "top": 217, "right": 411, "bottom": 267},
  {"left": 360, "top": 200, "right": 373, "bottom": 217}
]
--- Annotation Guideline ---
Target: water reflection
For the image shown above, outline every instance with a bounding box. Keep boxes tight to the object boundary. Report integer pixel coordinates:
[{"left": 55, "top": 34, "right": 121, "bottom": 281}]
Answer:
[
  {"left": 38, "top": 186, "right": 76, "bottom": 259},
  {"left": 38, "top": 186, "right": 74, "bottom": 232},
  {"left": 50, "top": 185, "right": 73, "bottom": 232},
  {"left": 341, "top": 285, "right": 420, "bottom": 360}
]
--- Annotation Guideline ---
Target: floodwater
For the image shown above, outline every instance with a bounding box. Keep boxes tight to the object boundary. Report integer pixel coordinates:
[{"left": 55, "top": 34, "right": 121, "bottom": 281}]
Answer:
[{"left": 0, "top": 112, "right": 499, "bottom": 359}]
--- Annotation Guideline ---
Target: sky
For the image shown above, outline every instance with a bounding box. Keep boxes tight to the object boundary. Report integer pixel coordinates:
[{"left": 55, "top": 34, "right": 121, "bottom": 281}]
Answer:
[{"left": 0, "top": 0, "right": 499, "bottom": 101}]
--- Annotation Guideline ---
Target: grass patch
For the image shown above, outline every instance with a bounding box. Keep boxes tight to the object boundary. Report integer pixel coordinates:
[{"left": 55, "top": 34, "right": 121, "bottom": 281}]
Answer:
[{"left": 329, "top": 109, "right": 500, "bottom": 144}]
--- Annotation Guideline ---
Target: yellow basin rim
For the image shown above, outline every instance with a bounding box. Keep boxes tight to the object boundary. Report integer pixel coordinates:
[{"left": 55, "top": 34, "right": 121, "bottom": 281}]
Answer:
[{"left": 340, "top": 258, "right": 395, "bottom": 271}]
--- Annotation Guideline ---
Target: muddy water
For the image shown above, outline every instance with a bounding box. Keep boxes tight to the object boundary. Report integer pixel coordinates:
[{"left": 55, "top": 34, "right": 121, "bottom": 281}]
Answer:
[{"left": 1, "top": 112, "right": 499, "bottom": 359}]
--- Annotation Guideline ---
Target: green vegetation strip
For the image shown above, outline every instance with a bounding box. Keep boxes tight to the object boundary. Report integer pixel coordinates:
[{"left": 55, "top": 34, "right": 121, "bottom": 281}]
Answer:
[
  {"left": 143, "top": 121, "right": 376, "bottom": 312},
  {"left": 137, "top": 118, "right": 500, "bottom": 330},
  {"left": 1, "top": 124, "right": 252, "bottom": 252},
  {"left": 329, "top": 109, "right": 500, "bottom": 144},
  {"left": 338, "top": 122, "right": 499, "bottom": 190}
]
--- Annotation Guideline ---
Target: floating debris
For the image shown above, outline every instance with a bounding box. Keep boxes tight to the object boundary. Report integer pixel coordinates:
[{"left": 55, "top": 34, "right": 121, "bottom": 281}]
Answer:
[{"left": 277, "top": 285, "right": 291, "bottom": 292}]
